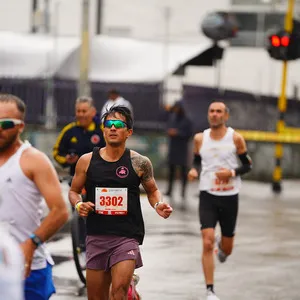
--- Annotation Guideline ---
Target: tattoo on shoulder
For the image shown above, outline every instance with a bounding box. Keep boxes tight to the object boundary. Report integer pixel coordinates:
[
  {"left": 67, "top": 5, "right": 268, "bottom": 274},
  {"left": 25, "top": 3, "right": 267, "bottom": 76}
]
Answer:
[{"left": 131, "top": 152, "right": 153, "bottom": 181}]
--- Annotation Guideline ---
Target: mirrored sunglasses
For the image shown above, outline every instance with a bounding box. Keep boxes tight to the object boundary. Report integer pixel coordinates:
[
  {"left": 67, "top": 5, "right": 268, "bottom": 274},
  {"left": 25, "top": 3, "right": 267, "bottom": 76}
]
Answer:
[
  {"left": 104, "top": 120, "right": 127, "bottom": 129},
  {"left": 0, "top": 118, "right": 23, "bottom": 130}
]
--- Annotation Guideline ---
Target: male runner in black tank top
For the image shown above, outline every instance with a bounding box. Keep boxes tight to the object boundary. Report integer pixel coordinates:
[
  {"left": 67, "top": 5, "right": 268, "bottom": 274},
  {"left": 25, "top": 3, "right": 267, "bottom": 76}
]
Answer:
[{"left": 69, "top": 106, "right": 173, "bottom": 300}]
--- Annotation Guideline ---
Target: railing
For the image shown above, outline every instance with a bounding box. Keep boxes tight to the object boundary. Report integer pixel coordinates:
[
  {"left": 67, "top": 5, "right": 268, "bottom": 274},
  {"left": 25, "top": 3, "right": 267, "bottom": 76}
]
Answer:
[{"left": 0, "top": 78, "right": 165, "bottom": 129}]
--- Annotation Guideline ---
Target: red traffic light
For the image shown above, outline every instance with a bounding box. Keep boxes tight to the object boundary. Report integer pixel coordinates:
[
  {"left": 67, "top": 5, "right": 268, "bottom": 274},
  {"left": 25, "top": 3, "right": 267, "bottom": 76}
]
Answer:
[
  {"left": 271, "top": 35, "right": 280, "bottom": 47},
  {"left": 270, "top": 34, "right": 290, "bottom": 47},
  {"left": 281, "top": 35, "right": 290, "bottom": 47},
  {"left": 267, "top": 28, "right": 300, "bottom": 61}
]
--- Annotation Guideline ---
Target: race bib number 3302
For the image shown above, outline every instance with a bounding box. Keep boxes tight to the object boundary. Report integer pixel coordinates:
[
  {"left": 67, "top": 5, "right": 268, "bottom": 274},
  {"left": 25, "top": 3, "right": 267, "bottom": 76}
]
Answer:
[{"left": 95, "top": 187, "right": 128, "bottom": 215}]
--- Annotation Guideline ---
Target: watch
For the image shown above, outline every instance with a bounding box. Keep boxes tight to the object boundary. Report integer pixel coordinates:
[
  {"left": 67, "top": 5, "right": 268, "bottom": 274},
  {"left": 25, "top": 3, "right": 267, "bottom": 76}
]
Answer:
[{"left": 30, "top": 234, "right": 43, "bottom": 247}]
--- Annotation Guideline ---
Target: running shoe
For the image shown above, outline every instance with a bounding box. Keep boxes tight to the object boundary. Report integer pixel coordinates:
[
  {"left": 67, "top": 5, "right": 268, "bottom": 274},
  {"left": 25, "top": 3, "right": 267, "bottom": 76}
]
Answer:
[
  {"left": 207, "top": 290, "right": 220, "bottom": 300},
  {"left": 215, "top": 235, "right": 227, "bottom": 263}
]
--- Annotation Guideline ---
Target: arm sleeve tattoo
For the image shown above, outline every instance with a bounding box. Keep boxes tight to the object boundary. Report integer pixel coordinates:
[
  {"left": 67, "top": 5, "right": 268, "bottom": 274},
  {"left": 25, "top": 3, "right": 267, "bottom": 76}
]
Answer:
[{"left": 131, "top": 153, "right": 154, "bottom": 182}]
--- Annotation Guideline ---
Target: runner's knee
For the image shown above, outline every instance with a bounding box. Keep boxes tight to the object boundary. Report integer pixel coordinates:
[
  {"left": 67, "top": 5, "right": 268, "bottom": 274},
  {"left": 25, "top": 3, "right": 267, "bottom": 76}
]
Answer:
[{"left": 202, "top": 236, "right": 214, "bottom": 252}]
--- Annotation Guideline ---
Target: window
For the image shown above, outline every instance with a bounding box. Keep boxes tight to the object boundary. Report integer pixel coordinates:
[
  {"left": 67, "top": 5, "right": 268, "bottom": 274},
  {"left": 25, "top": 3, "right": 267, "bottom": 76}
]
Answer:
[
  {"left": 234, "top": 12, "right": 258, "bottom": 31},
  {"left": 222, "top": 11, "right": 285, "bottom": 47},
  {"left": 264, "top": 13, "right": 285, "bottom": 31}
]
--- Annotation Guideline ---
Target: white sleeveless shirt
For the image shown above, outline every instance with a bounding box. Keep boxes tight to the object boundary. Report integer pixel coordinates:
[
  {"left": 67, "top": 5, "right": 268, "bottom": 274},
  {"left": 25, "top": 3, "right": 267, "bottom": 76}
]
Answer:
[
  {"left": 199, "top": 127, "right": 241, "bottom": 196},
  {"left": 0, "top": 142, "right": 54, "bottom": 270}
]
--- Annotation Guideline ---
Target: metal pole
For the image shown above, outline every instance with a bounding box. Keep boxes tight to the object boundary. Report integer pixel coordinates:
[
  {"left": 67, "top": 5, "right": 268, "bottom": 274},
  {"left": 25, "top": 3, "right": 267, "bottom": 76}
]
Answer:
[
  {"left": 272, "top": 0, "right": 295, "bottom": 193},
  {"left": 44, "top": 0, "right": 50, "bottom": 33},
  {"left": 255, "top": 12, "right": 265, "bottom": 48},
  {"left": 213, "top": 44, "right": 221, "bottom": 91},
  {"left": 31, "top": 0, "right": 39, "bottom": 33},
  {"left": 160, "top": 6, "right": 171, "bottom": 107},
  {"left": 78, "top": 0, "right": 91, "bottom": 97},
  {"left": 45, "top": 0, "right": 59, "bottom": 129},
  {"left": 96, "top": 0, "right": 103, "bottom": 35}
]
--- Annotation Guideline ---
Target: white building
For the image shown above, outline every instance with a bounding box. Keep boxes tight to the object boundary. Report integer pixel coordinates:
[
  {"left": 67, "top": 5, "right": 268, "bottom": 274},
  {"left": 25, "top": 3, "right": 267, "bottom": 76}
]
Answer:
[
  {"left": 0, "top": 0, "right": 299, "bottom": 101},
  {"left": 0, "top": 0, "right": 231, "bottom": 40}
]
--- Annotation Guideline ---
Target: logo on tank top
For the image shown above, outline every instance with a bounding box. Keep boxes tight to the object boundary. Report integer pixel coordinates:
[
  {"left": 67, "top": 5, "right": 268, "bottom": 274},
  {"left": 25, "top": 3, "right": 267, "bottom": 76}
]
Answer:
[
  {"left": 116, "top": 166, "right": 129, "bottom": 178},
  {"left": 91, "top": 134, "right": 101, "bottom": 144}
]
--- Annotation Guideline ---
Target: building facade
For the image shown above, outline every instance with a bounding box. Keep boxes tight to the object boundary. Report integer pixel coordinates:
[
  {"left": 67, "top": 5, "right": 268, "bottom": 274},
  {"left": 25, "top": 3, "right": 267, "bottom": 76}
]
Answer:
[{"left": 0, "top": 0, "right": 299, "bottom": 99}]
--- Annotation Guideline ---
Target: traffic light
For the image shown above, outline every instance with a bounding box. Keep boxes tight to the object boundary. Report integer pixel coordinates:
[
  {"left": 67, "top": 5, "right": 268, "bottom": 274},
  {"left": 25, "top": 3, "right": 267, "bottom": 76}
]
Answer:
[{"left": 267, "top": 28, "right": 300, "bottom": 61}]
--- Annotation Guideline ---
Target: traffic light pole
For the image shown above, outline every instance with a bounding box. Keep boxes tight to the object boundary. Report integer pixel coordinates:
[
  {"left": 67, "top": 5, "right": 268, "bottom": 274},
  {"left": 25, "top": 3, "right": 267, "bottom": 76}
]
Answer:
[{"left": 272, "top": 0, "right": 295, "bottom": 193}]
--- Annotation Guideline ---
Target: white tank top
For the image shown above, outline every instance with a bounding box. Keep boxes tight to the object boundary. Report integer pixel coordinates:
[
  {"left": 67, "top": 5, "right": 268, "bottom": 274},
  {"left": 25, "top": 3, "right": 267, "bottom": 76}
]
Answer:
[
  {"left": 0, "top": 142, "right": 54, "bottom": 270},
  {"left": 199, "top": 127, "right": 241, "bottom": 196}
]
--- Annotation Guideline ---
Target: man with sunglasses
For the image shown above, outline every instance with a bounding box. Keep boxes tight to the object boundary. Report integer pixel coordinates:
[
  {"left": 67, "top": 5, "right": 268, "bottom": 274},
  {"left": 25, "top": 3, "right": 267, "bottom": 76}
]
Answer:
[
  {"left": 69, "top": 105, "right": 173, "bottom": 300},
  {"left": 53, "top": 96, "right": 106, "bottom": 178},
  {"left": 0, "top": 94, "right": 69, "bottom": 300},
  {"left": 188, "top": 101, "right": 252, "bottom": 300}
]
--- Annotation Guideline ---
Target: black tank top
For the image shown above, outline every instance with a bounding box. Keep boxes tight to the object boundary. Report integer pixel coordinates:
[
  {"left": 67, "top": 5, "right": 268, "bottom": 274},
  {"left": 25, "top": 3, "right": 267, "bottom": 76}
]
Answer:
[{"left": 85, "top": 147, "right": 144, "bottom": 244}]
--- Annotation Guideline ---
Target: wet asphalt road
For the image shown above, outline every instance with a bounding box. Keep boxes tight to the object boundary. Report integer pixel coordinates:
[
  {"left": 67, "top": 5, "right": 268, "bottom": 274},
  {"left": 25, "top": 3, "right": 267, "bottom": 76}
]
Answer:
[{"left": 49, "top": 179, "right": 300, "bottom": 300}]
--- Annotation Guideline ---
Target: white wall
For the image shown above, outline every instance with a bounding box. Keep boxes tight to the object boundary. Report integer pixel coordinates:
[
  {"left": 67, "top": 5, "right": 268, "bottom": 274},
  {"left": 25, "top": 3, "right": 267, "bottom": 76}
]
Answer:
[
  {"left": 0, "top": 0, "right": 230, "bottom": 41},
  {"left": 0, "top": 1, "right": 31, "bottom": 32},
  {"left": 102, "top": 0, "right": 231, "bottom": 43},
  {"left": 1, "top": 0, "right": 297, "bottom": 100}
]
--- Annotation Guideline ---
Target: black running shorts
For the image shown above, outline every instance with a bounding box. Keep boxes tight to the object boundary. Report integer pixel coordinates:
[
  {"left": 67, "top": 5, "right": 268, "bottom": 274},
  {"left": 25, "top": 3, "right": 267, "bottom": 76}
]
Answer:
[{"left": 199, "top": 191, "right": 238, "bottom": 237}]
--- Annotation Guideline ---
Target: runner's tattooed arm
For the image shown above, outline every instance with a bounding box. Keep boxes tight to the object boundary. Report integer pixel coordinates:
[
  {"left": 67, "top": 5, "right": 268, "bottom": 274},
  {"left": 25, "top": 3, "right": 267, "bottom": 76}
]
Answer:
[
  {"left": 131, "top": 151, "right": 161, "bottom": 206},
  {"left": 131, "top": 151, "right": 161, "bottom": 207},
  {"left": 131, "top": 150, "right": 173, "bottom": 218}
]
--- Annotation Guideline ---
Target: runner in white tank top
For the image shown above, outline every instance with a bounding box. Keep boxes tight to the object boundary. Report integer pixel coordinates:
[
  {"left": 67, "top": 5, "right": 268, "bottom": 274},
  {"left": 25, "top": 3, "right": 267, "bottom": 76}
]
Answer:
[
  {"left": 188, "top": 102, "right": 252, "bottom": 300},
  {"left": 0, "top": 94, "right": 69, "bottom": 300},
  {"left": 199, "top": 127, "right": 241, "bottom": 196}
]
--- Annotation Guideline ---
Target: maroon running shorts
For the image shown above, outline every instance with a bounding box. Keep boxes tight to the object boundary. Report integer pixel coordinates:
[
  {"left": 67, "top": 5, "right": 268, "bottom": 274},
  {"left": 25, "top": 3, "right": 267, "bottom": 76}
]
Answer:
[{"left": 86, "top": 235, "right": 143, "bottom": 271}]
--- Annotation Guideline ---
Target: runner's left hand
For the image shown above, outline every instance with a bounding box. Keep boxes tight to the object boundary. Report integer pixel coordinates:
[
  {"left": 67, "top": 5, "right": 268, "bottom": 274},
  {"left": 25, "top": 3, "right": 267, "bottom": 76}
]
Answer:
[
  {"left": 215, "top": 168, "right": 232, "bottom": 181},
  {"left": 156, "top": 203, "right": 173, "bottom": 219}
]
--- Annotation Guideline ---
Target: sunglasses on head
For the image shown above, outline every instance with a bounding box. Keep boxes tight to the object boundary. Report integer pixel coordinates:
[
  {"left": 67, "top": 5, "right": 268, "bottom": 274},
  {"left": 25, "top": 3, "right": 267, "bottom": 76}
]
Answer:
[
  {"left": 104, "top": 120, "right": 127, "bottom": 129},
  {"left": 0, "top": 118, "right": 23, "bottom": 130}
]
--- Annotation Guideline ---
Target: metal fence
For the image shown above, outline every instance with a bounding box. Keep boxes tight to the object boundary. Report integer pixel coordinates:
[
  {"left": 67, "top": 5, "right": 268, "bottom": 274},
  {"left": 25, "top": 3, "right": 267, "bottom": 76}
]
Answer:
[
  {"left": 0, "top": 78, "right": 165, "bottom": 130},
  {"left": 2, "top": 77, "right": 300, "bottom": 133},
  {"left": 183, "top": 85, "right": 300, "bottom": 132}
]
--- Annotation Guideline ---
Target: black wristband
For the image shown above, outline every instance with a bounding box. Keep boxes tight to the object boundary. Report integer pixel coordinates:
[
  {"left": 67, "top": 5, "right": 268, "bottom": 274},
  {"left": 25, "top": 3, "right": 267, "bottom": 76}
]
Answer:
[
  {"left": 235, "top": 152, "right": 252, "bottom": 176},
  {"left": 193, "top": 154, "right": 201, "bottom": 169}
]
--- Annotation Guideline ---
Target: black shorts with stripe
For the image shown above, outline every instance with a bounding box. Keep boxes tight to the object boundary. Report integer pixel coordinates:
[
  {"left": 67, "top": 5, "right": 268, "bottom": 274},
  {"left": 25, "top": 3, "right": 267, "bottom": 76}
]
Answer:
[{"left": 199, "top": 191, "right": 238, "bottom": 237}]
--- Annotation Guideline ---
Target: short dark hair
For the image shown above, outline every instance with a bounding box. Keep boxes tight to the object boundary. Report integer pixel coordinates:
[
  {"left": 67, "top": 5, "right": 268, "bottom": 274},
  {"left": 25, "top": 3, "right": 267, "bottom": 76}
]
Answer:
[
  {"left": 102, "top": 105, "right": 133, "bottom": 129},
  {"left": 108, "top": 89, "right": 119, "bottom": 95},
  {"left": 0, "top": 93, "right": 26, "bottom": 120},
  {"left": 210, "top": 100, "right": 229, "bottom": 113}
]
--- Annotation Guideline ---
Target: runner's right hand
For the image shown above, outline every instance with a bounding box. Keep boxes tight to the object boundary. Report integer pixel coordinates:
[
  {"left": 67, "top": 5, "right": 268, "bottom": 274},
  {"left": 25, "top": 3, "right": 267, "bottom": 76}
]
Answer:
[
  {"left": 188, "top": 168, "right": 198, "bottom": 181},
  {"left": 76, "top": 201, "right": 95, "bottom": 217}
]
